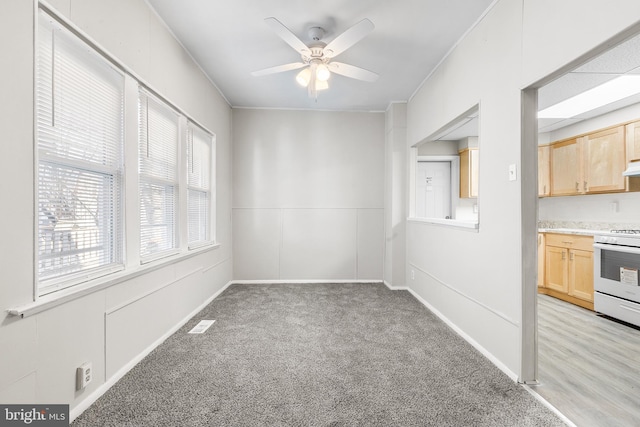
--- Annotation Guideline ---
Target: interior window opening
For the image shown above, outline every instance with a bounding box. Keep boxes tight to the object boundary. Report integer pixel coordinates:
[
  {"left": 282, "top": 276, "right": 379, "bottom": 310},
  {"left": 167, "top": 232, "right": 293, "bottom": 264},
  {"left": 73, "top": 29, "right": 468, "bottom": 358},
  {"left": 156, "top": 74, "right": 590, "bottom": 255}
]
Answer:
[{"left": 410, "top": 106, "right": 479, "bottom": 229}]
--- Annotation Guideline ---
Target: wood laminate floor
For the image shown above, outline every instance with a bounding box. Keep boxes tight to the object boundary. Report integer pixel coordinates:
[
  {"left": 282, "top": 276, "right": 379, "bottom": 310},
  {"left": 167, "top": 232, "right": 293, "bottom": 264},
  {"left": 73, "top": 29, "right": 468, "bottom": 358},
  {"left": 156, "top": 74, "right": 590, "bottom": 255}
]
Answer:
[{"left": 530, "top": 294, "right": 640, "bottom": 427}]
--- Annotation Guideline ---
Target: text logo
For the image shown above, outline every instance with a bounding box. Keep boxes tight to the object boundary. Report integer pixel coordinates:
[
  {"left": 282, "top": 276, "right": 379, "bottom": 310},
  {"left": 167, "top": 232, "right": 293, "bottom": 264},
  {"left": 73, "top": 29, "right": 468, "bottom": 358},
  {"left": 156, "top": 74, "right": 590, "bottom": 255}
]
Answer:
[{"left": 1, "top": 405, "right": 68, "bottom": 426}]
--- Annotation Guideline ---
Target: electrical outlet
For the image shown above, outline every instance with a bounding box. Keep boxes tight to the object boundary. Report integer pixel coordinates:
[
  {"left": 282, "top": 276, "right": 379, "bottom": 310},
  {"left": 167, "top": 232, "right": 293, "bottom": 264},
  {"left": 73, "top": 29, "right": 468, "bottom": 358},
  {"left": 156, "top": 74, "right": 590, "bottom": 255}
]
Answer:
[
  {"left": 610, "top": 201, "right": 619, "bottom": 213},
  {"left": 76, "top": 362, "right": 92, "bottom": 390}
]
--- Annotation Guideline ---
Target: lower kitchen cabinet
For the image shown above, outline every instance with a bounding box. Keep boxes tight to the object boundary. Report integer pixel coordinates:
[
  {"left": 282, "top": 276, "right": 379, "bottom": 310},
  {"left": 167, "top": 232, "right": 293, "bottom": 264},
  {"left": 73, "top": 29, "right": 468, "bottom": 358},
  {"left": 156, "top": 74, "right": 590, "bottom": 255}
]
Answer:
[
  {"left": 539, "top": 232, "right": 594, "bottom": 310},
  {"left": 537, "top": 233, "right": 545, "bottom": 288},
  {"left": 569, "top": 248, "right": 594, "bottom": 302}
]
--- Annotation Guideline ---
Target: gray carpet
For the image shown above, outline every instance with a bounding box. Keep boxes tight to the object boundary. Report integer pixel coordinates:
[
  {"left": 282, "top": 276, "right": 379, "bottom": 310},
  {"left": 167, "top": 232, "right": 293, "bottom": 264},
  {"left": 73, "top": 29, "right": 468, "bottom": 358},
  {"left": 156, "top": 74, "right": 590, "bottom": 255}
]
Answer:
[{"left": 73, "top": 283, "right": 565, "bottom": 426}]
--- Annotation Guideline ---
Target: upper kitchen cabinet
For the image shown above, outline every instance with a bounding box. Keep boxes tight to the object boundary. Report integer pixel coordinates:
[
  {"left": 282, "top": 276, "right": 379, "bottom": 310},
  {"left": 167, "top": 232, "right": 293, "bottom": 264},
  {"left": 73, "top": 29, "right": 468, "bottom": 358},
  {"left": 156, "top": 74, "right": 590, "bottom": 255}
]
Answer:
[
  {"left": 550, "top": 138, "right": 581, "bottom": 195},
  {"left": 547, "top": 124, "right": 635, "bottom": 196},
  {"left": 459, "top": 147, "right": 478, "bottom": 198},
  {"left": 538, "top": 145, "right": 550, "bottom": 197},
  {"left": 582, "top": 125, "right": 626, "bottom": 193},
  {"left": 627, "top": 120, "right": 640, "bottom": 162}
]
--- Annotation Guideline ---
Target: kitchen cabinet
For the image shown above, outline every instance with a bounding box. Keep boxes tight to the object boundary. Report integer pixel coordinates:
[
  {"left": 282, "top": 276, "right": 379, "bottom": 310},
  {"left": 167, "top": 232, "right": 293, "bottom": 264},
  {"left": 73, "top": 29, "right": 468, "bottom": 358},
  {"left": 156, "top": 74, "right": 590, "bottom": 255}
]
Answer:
[
  {"left": 539, "top": 233, "right": 594, "bottom": 310},
  {"left": 582, "top": 126, "right": 626, "bottom": 193},
  {"left": 538, "top": 145, "right": 550, "bottom": 197},
  {"left": 569, "top": 248, "right": 594, "bottom": 302},
  {"left": 627, "top": 120, "right": 640, "bottom": 162},
  {"left": 538, "top": 122, "right": 640, "bottom": 196},
  {"left": 459, "top": 148, "right": 478, "bottom": 198},
  {"left": 537, "top": 233, "right": 545, "bottom": 288},
  {"left": 545, "top": 245, "right": 567, "bottom": 292},
  {"left": 550, "top": 138, "right": 581, "bottom": 195}
]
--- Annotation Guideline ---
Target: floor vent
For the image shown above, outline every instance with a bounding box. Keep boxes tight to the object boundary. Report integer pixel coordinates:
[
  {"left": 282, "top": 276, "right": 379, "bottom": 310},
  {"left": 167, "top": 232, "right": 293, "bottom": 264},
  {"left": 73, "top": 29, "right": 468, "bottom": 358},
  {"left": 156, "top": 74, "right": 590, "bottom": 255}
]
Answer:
[{"left": 188, "top": 320, "right": 216, "bottom": 334}]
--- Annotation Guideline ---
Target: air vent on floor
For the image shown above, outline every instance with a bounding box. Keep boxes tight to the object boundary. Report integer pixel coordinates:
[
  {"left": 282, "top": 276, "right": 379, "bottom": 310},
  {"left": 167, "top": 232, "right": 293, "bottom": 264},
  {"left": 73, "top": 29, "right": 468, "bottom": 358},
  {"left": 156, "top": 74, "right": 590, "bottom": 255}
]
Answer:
[{"left": 188, "top": 320, "right": 216, "bottom": 334}]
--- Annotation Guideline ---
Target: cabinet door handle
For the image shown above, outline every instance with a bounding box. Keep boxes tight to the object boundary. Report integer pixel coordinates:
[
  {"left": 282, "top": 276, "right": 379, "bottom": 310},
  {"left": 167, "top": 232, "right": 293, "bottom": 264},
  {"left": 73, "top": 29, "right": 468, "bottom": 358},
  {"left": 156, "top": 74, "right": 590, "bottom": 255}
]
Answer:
[
  {"left": 584, "top": 181, "right": 588, "bottom": 192},
  {"left": 544, "top": 184, "right": 547, "bottom": 194},
  {"left": 576, "top": 182, "right": 579, "bottom": 191}
]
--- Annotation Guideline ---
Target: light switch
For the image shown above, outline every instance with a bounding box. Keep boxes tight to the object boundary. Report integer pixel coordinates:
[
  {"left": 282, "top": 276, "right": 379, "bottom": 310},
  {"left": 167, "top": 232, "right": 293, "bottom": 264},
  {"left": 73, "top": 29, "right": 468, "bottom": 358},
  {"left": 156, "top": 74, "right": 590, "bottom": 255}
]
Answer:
[{"left": 508, "top": 164, "right": 517, "bottom": 181}]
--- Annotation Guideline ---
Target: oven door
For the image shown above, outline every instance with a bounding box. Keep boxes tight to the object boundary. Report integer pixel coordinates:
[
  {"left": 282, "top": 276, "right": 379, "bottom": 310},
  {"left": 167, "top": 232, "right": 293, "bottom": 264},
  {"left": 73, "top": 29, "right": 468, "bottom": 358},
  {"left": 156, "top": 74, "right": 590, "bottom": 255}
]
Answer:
[{"left": 593, "top": 243, "right": 640, "bottom": 303}]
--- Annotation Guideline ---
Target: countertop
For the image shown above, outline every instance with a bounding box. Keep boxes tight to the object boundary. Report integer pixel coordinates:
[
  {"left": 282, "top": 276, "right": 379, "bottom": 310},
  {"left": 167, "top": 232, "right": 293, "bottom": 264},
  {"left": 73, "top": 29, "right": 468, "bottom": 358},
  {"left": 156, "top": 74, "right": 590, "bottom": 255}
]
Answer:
[
  {"left": 538, "top": 228, "right": 604, "bottom": 236},
  {"left": 538, "top": 221, "right": 640, "bottom": 236}
]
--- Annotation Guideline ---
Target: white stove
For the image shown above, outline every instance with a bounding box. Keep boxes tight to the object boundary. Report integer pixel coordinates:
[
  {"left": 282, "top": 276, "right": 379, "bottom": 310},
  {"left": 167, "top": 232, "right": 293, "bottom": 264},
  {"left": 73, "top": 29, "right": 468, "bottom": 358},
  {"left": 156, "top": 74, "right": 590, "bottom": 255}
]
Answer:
[
  {"left": 610, "top": 229, "right": 640, "bottom": 234},
  {"left": 593, "top": 230, "right": 640, "bottom": 327}
]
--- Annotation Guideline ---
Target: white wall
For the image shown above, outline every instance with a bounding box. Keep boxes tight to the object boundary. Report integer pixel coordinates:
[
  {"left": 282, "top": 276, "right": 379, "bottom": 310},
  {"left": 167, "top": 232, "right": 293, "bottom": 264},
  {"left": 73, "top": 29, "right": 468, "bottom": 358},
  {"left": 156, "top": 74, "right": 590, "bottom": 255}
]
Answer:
[
  {"left": 0, "top": 0, "right": 232, "bottom": 418},
  {"left": 404, "top": 0, "right": 640, "bottom": 380},
  {"left": 232, "top": 108, "right": 385, "bottom": 281}
]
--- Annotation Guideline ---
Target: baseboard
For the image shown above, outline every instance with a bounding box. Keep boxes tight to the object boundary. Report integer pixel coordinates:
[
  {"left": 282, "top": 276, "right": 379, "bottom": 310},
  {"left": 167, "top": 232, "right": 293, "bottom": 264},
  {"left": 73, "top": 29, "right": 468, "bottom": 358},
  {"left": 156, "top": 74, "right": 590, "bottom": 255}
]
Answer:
[
  {"left": 230, "top": 279, "right": 384, "bottom": 285},
  {"left": 70, "top": 279, "right": 233, "bottom": 422},
  {"left": 383, "top": 280, "right": 408, "bottom": 290},
  {"left": 404, "top": 287, "right": 519, "bottom": 382}
]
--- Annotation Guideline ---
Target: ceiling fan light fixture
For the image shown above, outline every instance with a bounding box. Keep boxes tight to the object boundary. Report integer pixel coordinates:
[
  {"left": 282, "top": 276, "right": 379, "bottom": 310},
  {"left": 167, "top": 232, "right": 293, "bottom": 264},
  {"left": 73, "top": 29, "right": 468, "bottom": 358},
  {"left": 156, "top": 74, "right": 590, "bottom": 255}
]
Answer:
[
  {"left": 316, "top": 63, "right": 331, "bottom": 81},
  {"left": 316, "top": 80, "right": 329, "bottom": 91},
  {"left": 255, "top": 17, "right": 377, "bottom": 98},
  {"left": 295, "top": 68, "right": 311, "bottom": 86}
]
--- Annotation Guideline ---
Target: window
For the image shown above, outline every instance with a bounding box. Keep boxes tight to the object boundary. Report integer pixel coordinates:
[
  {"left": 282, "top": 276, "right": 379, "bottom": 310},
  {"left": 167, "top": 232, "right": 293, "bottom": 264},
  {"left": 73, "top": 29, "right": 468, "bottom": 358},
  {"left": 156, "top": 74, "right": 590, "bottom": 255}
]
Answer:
[
  {"left": 36, "top": 11, "right": 124, "bottom": 293},
  {"left": 138, "top": 90, "right": 180, "bottom": 260},
  {"left": 34, "top": 9, "right": 217, "bottom": 297},
  {"left": 186, "top": 122, "right": 213, "bottom": 247}
]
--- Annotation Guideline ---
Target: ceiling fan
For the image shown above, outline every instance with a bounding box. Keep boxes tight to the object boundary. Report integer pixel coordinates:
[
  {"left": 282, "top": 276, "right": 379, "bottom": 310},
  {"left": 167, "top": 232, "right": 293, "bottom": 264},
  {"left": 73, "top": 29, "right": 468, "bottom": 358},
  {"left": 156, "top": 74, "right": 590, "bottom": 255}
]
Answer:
[{"left": 251, "top": 17, "right": 379, "bottom": 99}]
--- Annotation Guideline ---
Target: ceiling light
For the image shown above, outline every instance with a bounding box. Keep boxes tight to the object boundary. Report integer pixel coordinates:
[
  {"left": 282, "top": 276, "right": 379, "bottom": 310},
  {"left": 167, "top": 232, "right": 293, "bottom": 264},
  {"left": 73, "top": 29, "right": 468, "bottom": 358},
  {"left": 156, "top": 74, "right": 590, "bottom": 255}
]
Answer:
[
  {"left": 296, "top": 67, "right": 330, "bottom": 91},
  {"left": 316, "top": 80, "right": 329, "bottom": 91},
  {"left": 296, "top": 68, "right": 311, "bottom": 87},
  {"left": 538, "top": 75, "right": 640, "bottom": 118},
  {"left": 316, "top": 64, "right": 331, "bottom": 81}
]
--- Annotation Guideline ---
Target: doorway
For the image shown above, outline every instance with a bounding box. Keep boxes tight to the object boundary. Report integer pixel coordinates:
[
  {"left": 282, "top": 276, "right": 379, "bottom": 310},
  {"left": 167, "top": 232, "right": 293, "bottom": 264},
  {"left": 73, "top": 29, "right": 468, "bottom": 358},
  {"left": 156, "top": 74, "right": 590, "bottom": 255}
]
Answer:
[
  {"left": 415, "top": 161, "right": 452, "bottom": 219},
  {"left": 522, "top": 27, "right": 640, "bottom": 426}
]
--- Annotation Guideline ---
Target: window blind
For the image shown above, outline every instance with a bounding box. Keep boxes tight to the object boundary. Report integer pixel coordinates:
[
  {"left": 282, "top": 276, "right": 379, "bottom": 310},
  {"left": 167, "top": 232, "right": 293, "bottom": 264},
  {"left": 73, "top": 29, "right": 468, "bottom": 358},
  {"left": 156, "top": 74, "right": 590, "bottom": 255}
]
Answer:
[
  {"left": 138, "top": 89, "right": 179, "bottom": 259},
  {"left": 186, "top": 123, "right": 212, "bottom": 246},
  {"left": 36, "top": 11, "right": 124, "bottom": 293}
]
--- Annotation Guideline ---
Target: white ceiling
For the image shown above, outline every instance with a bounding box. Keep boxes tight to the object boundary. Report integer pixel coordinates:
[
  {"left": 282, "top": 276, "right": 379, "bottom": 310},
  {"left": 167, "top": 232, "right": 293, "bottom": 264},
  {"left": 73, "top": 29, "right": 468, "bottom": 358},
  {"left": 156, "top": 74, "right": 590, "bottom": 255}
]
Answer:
[
  {"left": 145, "top": 0, "right": 640, "bottom": 134},
  {"left": 145, "top": 0, "right": 496, "bottom": 111}
]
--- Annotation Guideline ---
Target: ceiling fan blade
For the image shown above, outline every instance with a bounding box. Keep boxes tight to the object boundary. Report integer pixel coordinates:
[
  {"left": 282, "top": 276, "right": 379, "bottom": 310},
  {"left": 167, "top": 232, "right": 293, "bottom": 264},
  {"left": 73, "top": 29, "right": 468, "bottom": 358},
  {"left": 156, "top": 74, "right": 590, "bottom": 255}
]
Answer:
[
  {"left": 264, "top": 17, "right": 310, "bottom": 55},
  {"left": 251, "top": 62, "right": 306, "bottom": 77},
  {"left": 328, "top": 62, "right": 379, "bottom": 82},
  {"left": 323, "top": 19, "right": 374, "bottom": 59}
]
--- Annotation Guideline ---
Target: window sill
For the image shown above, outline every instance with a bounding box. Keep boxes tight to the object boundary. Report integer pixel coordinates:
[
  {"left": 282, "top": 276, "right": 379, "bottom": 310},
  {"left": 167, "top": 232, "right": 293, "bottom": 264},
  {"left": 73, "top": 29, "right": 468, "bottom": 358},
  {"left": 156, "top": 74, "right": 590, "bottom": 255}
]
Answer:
[
  {"left": 7, "top": 243, "right": 221, "bottom": 318},
  {"left": 407, "top": 217, "right": 479, "bottom": 230}
]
